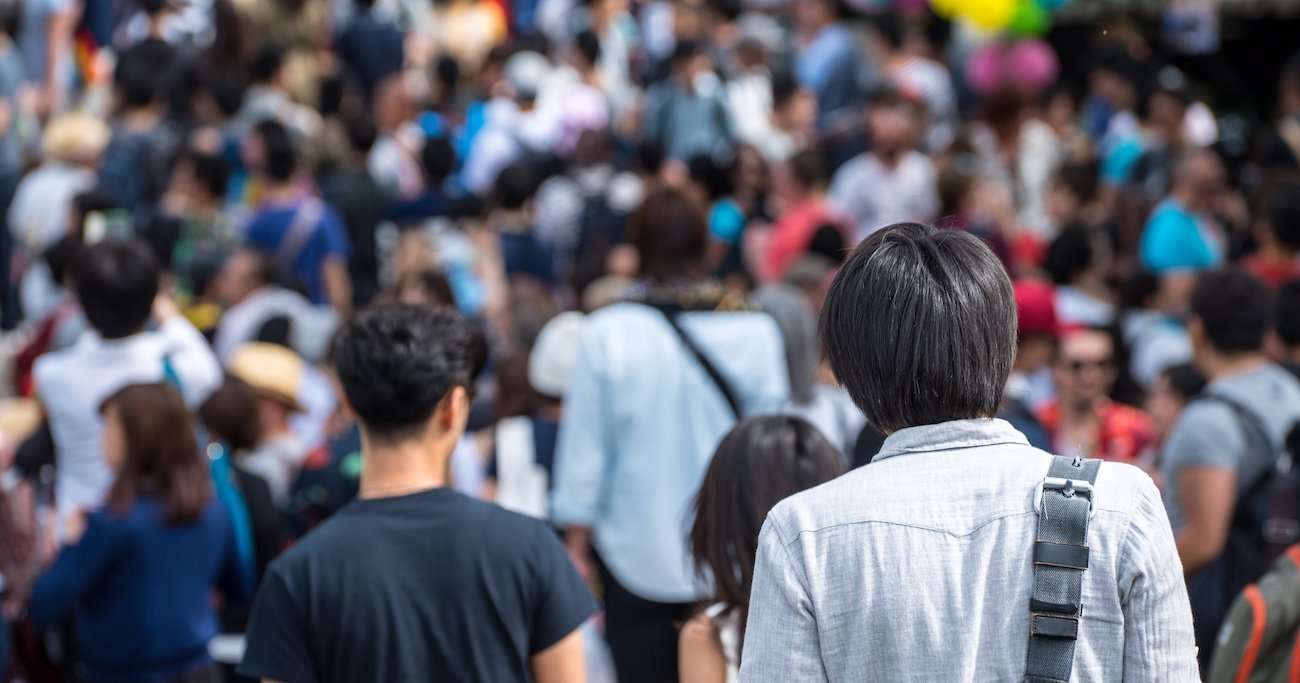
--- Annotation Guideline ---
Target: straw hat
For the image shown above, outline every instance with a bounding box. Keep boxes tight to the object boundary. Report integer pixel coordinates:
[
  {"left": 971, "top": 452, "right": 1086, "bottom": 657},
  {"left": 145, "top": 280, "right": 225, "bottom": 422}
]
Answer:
[
  {"left": 228, "top": 342, "right": 306, "bottom": 412},
  {"left": 42, "top": 112, "right": 111, "bottom": 164}
]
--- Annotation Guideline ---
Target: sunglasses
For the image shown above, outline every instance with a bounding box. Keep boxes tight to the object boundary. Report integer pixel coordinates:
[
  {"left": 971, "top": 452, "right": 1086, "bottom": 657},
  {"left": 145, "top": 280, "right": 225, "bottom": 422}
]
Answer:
[{"left": 1063, "top": 358, "right": 1114, "bottom": 373}]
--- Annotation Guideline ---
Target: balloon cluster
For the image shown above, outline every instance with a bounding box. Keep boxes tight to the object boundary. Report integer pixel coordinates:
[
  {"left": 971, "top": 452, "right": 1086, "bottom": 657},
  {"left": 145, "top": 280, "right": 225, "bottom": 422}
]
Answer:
[{"left": 930, "top": 0, "right": 1070, "bottom": 35}]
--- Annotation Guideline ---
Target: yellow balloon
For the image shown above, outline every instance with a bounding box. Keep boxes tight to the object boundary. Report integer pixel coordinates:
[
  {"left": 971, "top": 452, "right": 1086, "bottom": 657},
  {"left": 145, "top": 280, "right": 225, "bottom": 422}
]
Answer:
[
  {"left": 960, "top": 0, "right": 1016, "bottom": 29},
  {"left": 931, "top": 0, "right": 962, "bottom": 18}
]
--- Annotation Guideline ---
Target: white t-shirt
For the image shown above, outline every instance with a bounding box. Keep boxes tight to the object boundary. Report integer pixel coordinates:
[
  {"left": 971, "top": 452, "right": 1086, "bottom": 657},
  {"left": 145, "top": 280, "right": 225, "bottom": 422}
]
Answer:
[
  {"left": 827, "top": 151, "right": 939, "bottom": 242},
  {"left": 34, "top": 318, "right": 223, "bottom": 526}
]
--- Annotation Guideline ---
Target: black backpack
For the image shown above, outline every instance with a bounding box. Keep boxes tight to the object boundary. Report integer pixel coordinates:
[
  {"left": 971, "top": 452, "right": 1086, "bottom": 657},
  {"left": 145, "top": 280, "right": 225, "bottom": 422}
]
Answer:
[
  {"left": 1188, "top": 393, "right": 1300, "bottom": 667},
  {"left": 570, "top": 190, "right": 628, "bottom": 296}
]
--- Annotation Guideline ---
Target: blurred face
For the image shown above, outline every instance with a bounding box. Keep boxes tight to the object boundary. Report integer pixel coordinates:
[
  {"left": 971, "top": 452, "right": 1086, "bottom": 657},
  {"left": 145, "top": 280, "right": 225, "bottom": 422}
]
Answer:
[
  {"left": 216, "top": 251, "right": 261, "bottom": 306},
  {"left": 1046, "top": 90, "right": 1077, "bottom": 133},
  {"left": 240, "top": 132, "right": 266, "bottom": 174},
  {"left": 734, "top": 146, "right": 767, "bottom": 196},
  {"left": 869, "top": 104, "right": 915, "bottom": 156},
  {"left": 101, "top": 404, "right": 127, "bottom": 472},
  {"left": 1053, "top": 330, "right": 1116, "bottom": 408},
  {"left": 1046, "top": 182, "right": 1080, "bottom": 225},
  {"left": 795, "top": 0, "right": 830, "bottom": 30},
  {"left": 1181, "top": 155, "right": 1226, "bottom": 210},
  {"left": 1146, "top": 372, "right": 1185, "bottom": 442},
  {"left": 1148, "top": 92, "right": 1188, "bottom": 135}
]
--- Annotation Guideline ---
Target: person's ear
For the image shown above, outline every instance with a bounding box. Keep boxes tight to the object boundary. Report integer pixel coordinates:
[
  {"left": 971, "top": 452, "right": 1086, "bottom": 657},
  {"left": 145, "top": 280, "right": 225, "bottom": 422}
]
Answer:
[
  {"left": 1187, "top": 315, "right": 1206, "bottom": 349},
  {"left": 438, "top": 386, "right": 470, "bottom": 433}
]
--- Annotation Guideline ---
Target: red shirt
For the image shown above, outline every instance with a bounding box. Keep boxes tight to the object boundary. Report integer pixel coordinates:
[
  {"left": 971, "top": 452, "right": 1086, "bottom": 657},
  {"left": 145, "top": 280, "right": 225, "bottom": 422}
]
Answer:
[
  {"left": 1037, "top": 400, "right": 1155, "bottom": 464},
  {"left": 764, "top": 200, "right": 844, "bottom": 282},
  {"left": 1243, "top": 254, "right": 1300, "bottom": 290}
]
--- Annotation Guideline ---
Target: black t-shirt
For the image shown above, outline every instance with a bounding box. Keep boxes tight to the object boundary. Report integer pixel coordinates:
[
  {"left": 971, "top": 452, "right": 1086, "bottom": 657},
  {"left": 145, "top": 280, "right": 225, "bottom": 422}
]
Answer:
[{"left": 238, "top": 488, "right": 598, "bottom": 683}]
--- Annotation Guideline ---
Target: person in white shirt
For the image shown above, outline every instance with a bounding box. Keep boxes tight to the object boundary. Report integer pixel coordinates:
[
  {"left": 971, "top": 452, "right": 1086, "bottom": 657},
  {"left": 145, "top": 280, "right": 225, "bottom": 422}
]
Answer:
[
  {"left": 34, "top": 239, "right": 222, "bottom": 538},
  {"left": 827, "top": 89, "right": 938, "bottom": 241}
]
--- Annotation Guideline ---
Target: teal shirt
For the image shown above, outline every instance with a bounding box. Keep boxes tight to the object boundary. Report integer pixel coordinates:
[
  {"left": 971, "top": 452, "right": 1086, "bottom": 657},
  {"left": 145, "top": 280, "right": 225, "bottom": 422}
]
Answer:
[{"left": 1140, "top": 198, "right": 1223, "bottom": 273}]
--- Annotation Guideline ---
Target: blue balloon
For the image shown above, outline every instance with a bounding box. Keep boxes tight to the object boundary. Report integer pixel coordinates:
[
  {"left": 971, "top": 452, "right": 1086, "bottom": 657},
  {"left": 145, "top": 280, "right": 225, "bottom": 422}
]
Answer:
[{"left": 1036, "top": 0, "right": 1071, "bottom": 9}]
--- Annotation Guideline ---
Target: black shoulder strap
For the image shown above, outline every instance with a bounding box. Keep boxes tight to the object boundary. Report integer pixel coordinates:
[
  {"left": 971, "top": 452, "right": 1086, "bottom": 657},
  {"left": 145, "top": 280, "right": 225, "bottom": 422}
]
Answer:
[
  {"left": 655, "top": 307, "right": 741, "bottom": 419},
  {"left": 1024, "top": 455, "right": 1101, "bottom": 683}
]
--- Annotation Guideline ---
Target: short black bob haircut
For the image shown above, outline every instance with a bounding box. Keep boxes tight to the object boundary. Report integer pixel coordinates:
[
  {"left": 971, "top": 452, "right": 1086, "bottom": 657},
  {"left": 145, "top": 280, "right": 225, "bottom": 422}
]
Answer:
[
  {"left": 1191, "top": 269, "right": 1272, "bottom": 355},
  {"left": 71, "top": 238, "right": 161, "bottom": 340},
  {"left": 332, "top": 304, "right": 488, "bottom": 440},
  {"left": 819, "top": 223, "right": 1016, "bottom": 433}
]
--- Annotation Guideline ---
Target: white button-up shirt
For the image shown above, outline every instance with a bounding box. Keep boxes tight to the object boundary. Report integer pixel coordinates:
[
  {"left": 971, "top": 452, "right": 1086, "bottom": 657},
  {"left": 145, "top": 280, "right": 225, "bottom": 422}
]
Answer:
[{"left": 742, "top": 418, "right": 1199, "bottom": 682}]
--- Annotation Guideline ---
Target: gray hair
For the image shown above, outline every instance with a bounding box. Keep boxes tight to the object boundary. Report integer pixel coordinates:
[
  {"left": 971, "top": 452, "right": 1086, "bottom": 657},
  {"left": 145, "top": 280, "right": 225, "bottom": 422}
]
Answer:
[{"left": 754, "top": 284, "right": 818, "bottom": 405}]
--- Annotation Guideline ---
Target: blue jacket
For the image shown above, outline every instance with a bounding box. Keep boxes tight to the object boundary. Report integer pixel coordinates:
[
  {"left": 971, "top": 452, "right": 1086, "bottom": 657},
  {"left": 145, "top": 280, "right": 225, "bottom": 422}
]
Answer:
[{"left": 30, "top": 496, "right": 251, "bottom": 683}]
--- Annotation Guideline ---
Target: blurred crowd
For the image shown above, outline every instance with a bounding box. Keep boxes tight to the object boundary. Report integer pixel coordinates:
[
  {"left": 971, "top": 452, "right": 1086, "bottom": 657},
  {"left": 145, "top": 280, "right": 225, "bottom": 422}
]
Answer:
[{"left": 0, "top": 0, "right": 1291, "bottom": 680}]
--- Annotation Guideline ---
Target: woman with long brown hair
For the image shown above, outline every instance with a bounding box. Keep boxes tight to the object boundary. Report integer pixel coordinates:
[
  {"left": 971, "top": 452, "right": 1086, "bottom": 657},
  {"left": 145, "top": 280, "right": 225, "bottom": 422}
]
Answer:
[
  {"left": 680, "top": 416, "right": 844, "bottom": 683},
  {"left": 26, "top": 383, "right": 250, "bottom": 683}
]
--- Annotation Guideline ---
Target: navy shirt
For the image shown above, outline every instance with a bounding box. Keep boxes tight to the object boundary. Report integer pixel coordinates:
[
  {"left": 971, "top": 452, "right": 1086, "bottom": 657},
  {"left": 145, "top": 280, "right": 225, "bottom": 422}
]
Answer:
[
  {"left": 240, "top": 487, "right": 598, "bottom": 683},
  {"left": 30, "top": 496, "right": 250, "bottom": 683},
  {"left": 244, "top": 200, "right": 351, "bottom": 305}
]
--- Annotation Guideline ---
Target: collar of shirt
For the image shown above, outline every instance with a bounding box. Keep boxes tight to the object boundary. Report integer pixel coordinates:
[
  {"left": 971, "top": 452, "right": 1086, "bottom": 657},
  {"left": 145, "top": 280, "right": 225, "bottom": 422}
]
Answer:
[{"left": 872, "top": 418, "right": 1030, "bottom": 463}]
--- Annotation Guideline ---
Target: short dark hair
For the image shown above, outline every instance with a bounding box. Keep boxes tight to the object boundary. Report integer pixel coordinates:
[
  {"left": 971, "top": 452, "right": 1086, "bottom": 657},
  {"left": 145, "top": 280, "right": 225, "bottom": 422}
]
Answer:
[
  {"left": 251, "top": 44, "right": 286, "bottom": 84},
  {"left": 1268, "top": 194, "right": 1300, "bottom": 252},
  {"left": 332, "top": 304, "right": 485, "bottom": 439},
  {"left": 344, "top": 113, "right": 379, "bottom": 154},
  {"left": 1191, "top": 269, "right": 1272, "bottom": 354},
  {"left": 1276, "top": 278, "right": 1300, "bottom": 348},
  {"left": 872, "top": 13, "right": 905, "bottom": 50},
  {"left": 421, "top": 136, "right": 457, "bottom": 184},
  {"left": 630, "top": 185, "right": 710, "bottom": 282},
  {"left": 1045, "top": 224, "right": 1095, "bottom": 286},
  {"left": 494, "top": 162, "right": 537, "bottom": 211},
  {"left": 71, "top": 238, "right": 160, "bottom": 339},
  {"left": 115, "top": 42, "right": 169, "bottom": 109},
  {"left": 820, "top": 223, "right": 1017, "bottom": 432},
  {"left": 254, "top": 119, "right": 297, "bottom": 182},
  {"left": 197, "top": 67, "right": 247, "bottom": 117},
  {"left": 180, "top": 150, "right": 231, "bottom": 200},
  {"left": 1160, "top": 363, "right": 1207, "bottom": 403},
  {"left": 689, "top": 416, "right": 843, "bottom": 651},
  {"left": 785, "top": 149, "right": 827, "bottom": 193},
  {"left": 199, "top": 376, "right": 264, "bottom": 453},
  {"left": 574, "top": 29, "right": 601, "bottom": 66}
]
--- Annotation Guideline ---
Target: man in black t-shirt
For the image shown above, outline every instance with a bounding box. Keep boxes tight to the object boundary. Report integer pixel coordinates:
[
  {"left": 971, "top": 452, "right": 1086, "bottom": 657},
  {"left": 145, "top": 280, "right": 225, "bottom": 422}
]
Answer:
[{"left": 239, "top": 305, "right": 597, "bottom": 683}]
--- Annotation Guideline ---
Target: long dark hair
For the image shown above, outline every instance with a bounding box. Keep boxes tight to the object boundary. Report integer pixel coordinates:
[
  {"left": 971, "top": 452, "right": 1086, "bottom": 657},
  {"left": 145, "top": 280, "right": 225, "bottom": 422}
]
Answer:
[
  {"left": 688, "top": 416, "right": 844, "bottom": 656},
  {"left": 102, "top": 383, "right": 211, "bottom": 525}
]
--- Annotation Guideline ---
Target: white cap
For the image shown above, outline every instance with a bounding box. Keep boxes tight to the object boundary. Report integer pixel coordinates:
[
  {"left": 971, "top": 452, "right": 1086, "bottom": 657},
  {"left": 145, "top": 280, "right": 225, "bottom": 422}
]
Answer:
[
  {"left": 505, "top": 51, "right": 551, "bottom": 101},
  {"left": 528, "top": 312, "right": 587, "bottom": 398}
]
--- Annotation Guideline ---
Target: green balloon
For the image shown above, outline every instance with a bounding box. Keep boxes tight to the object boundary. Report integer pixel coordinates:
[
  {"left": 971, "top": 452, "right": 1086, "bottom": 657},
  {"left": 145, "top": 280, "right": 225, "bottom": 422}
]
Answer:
[{"left": 1009, "top": 0, "right": 1049, "bottom": 36}]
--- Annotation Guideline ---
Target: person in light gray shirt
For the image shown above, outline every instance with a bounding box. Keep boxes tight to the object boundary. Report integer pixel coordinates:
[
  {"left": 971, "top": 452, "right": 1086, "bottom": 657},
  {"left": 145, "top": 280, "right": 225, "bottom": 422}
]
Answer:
[
  {"left": 741, "top": 223, "right": 1198, "bottom": 682},
  {"left": 1160, "top": 269, "right": 1300, "bottom": 661}
]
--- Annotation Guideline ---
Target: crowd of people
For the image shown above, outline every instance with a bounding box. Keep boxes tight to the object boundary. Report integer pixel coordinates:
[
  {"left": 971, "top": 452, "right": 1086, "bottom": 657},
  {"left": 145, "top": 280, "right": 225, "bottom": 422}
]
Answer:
[{"left": 0, "top": 0, "right": 1294, "bottom": 680}]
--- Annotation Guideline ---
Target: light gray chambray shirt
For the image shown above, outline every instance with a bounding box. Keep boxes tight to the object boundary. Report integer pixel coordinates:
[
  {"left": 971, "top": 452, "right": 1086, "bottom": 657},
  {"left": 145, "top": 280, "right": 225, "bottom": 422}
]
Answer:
[{"left": 740, "top": 418, "right": 1199, "bottom": 682}]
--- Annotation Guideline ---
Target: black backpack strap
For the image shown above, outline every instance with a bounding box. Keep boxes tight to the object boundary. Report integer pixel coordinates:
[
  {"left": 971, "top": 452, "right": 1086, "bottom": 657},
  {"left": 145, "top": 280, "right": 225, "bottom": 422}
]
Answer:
[
  {"left": 654, "top": 307, "right": 741, "bottom": 419},
  {"left": 1024, "top": 455, "right": 1102, "bottom": 683}
]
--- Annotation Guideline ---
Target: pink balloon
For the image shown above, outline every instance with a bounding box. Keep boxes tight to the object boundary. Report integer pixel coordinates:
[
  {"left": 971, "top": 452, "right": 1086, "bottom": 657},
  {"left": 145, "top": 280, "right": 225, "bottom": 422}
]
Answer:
[
  {"left": 964, "top": 44, "right": 1004, "bottom": 97},
  {"left": 1007, "top": 39, "right": 1059, "bottom": 92},
  {"left": 963, "top": 39, "right": 1059, "bottom": 97}
]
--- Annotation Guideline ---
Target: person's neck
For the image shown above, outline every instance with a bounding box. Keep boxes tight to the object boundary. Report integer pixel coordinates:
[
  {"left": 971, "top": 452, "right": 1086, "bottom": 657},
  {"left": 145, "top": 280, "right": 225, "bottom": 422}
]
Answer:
[
  {"left": 1288, "top": 347, "right": 1300, "bottom": 369},
  {"left": 1256, "top": 237, "right": 1294, "bottom": 263},
  {"left": 1201, "top": 351, "right": 1270, "bottom": 382},
  {"left": 874, "top": 148, "right": 903, "bottom": 168},
  {"left": 1171, "top": 188, "right": 1201, "bottom": 214},
  {"left": 263, "top": 181, "right": 298, "bottom": 203},
  {"left": 1060, "top": 396, "right": 1103, "bottom": 422},
  {"left": 359, "top": 433, "right": 453, "bottom": 500}
]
